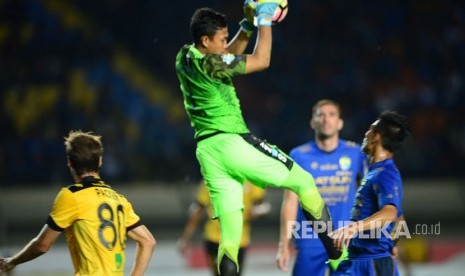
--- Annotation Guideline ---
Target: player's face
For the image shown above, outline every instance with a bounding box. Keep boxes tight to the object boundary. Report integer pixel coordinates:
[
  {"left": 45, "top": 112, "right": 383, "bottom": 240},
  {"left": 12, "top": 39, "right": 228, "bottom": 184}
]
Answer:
[
  {"left": 311, "top": 104, "right": 343, "bottom": 140},
  {"left": 362, "top": 119, "right": 380, "bottom": 155},
  {"left": 204, "top": 27, "right": 229, "bottom": 55}
]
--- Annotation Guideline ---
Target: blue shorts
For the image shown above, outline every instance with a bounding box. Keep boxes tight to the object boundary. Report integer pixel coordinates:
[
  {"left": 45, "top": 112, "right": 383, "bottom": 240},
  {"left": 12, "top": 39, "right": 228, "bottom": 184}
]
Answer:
[
  {"left": 293, "top": 247, "right": 329, "bottom": 276},
  {"left": 333, "top": 256, "right": 399, "bottom": 276}
]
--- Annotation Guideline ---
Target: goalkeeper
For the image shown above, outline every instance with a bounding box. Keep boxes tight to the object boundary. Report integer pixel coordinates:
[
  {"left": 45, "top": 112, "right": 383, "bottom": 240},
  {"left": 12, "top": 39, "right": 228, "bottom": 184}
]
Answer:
[{"left": 175, "top": 1, "right": 346, "bottom": 275}]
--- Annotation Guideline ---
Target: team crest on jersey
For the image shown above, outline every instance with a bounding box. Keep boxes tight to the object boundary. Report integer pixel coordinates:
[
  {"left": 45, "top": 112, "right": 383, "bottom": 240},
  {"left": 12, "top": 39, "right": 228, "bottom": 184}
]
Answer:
[
  {"left": 311, "top": 161, "right": 319, "bottom": 170},
  {"left": 221, "top": 53, "right": 235, "bottom": 65},
  {"left": 339, "top": 156, "right": 351, "bottom": 170}
]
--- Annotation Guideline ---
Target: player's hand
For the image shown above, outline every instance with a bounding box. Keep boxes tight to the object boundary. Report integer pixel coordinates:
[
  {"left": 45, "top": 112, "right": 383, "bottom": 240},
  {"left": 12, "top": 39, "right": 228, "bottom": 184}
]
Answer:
[
  {"left": 256, "top": 0, "right": 281, "bottom": 26},
  {"left": 256, "top": 0, "right": 280, "bottom": 26},
  {"left": 329, "top": 222, "right": 359, "bottom": 251},
  {"left": 250, "top": 201, "right": 271, "bottom": 219},
  {"left": 176, "top": 238, "right": 190, "bottom": 256},
  {"left": 276, "top": 243, "right": 290, "bottom": 272},
  {"left": 239, "top": 0, "right": 257, "bottom": 37},
  {"left": 0, "top": 257, "right": 16, "bottom": 272},
  {"left": 391, "top": 246, "right": 399, "bottom": 259},
  {"left": 244, "top": 0, "right": 256, "bottom": 24}
]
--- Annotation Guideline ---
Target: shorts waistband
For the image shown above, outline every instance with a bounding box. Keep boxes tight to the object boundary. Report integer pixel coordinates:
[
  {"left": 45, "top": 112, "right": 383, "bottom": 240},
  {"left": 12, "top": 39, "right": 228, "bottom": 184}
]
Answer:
[
  {"left": 195, "top": 131, "right": 224, "bottom": 143},
  {"left": 195, "top": 132, "right": 252, "bottom": 143}
]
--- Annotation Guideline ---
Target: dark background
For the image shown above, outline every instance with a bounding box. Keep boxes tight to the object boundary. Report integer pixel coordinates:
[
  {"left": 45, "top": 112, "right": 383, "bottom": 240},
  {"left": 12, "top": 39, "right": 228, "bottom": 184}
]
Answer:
[
  {"left": 0, "top": 0, "right": 464, "bottom": 186},
  {"left": 1, "top": 2, "right": 464, "bottom": 272}
]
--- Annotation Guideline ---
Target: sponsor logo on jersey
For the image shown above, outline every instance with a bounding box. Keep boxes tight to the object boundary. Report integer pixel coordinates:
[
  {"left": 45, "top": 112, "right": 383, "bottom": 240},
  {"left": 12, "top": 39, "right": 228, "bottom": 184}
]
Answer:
[
  {"left": 320, "top": 163, "right": 339, "bottom": 170},
  {"left": 259, "top": 142, "right": 288, "bottom": 163},
  {"left": 339, "top": 156, "right": 352, "bottom": 170},
  {"left": 221, "top": 54, "right": 235, "bottom": 65}
]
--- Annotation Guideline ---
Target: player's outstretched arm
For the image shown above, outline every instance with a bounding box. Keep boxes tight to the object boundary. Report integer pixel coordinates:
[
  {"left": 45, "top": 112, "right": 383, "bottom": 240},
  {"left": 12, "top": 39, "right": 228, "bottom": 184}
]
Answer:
[
  {"left": 0, "top": 224, "right": 60, "bottom": 272},
  {"left": 245, "top": 0, "right": 280, "bottom": 74},
  {"left": 391, "top": 214, "right": 406, "bottom": 258},
  {"left": 330, "top": 204, "right": 398, "bottom": 251},
  {"left": 227, "top": 0, "right": 256, "bottom": 55},
  {"left": 177, "top": 202, "right": 206, "bottom": 255},
  {"left": 127, "top": 225, "right": 156, "bottom": 276},
  {"left": 276, "top": 190, "right": 298, "bottom": 271}
]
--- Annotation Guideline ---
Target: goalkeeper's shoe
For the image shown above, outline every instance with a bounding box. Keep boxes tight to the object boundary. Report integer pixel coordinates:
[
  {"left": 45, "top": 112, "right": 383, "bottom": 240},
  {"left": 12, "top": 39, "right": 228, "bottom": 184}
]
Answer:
[{"left": 327, "top": 246, "right": 348, "bottom": 271}]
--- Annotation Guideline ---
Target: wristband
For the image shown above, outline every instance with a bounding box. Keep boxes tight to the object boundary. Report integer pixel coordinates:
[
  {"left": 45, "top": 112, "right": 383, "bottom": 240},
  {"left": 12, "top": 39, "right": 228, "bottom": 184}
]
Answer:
[{"left": 239, "top": 18, "right": 255, "bottom": 37}]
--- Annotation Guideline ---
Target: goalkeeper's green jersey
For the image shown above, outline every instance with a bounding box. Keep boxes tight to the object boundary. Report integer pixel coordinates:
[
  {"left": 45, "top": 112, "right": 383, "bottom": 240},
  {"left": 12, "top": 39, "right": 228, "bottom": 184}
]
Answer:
[{"left": 175, "top": 44, "right": 250, "bottom": 140}]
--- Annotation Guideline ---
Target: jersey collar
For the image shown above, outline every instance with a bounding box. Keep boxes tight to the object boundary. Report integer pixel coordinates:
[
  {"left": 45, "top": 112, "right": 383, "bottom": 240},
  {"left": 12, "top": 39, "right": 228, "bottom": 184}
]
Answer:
[
  {"left": 188, "top": 44, "right": 205, "bottom": 59},
  {"left": 310, "top": 140, "right": 343, "bottom": 154},
  {"left": 80, "top": 176, "right": 108, "bottom": 188},
  {"left": 370, "top": 158, "right": 394, "bottom": 169}
]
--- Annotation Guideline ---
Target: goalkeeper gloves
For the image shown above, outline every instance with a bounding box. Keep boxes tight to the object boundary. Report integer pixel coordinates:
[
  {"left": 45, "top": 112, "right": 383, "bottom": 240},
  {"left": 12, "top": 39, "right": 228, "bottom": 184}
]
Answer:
[
  {"left": 256, "top": 0, "right": 280, "bottom": 27},
  {"left": 239, "top": 0, "right": 257, "bottom": 37}
]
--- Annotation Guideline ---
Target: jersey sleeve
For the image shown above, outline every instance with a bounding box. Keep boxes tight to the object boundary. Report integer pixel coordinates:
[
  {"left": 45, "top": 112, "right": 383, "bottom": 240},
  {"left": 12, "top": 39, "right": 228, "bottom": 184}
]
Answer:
[
  {"left": 203, "top": 53, "right": 246, "bottom": 80},
  {"left": 373, "top": 172, "right": 402, "bottom": 211},
  {"left": 121, "top": 196, "right": 142, "bottom": 230},
  {"left": 48, "top": 188, "right": 79, "bottom": 231},
  {"left": 196, "top": 181, "right": 210, "bottom": 207}
]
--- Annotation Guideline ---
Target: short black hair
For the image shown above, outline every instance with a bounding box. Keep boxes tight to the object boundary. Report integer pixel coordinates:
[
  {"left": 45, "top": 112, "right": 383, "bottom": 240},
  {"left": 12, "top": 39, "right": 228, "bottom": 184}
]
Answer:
[
  {"left": 190, "top": 7, "right": 228, "bottom": 45},
  {"left": 374, "top": 110, "right": 410, "bottom": 152}
]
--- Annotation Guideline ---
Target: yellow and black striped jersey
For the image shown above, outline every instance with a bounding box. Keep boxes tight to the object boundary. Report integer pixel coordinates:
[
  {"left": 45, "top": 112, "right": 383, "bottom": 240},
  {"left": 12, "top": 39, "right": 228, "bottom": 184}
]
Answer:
[{"left": 47, "top": 176, "right": 141, "bottom": 275}]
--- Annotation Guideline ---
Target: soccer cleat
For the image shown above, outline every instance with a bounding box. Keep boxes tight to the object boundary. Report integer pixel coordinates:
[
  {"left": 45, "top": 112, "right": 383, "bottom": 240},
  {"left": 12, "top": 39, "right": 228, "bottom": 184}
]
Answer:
[
  {"left": 219, "top": 255, "right": 239, "bottom": 276},
  {"left": 327, "top": 246, "right": 348, "bottom": 271}
]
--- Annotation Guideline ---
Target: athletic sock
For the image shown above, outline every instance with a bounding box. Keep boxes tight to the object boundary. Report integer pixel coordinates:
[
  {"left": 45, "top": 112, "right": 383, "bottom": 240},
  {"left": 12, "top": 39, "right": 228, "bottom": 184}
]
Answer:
[
  {"left": 327, "top": 245, "right": 348, "bottom": 271},
  {"left": 217, "top": 210, "right": 243, "bottom": 274},
  {"left": 282, "top": 164, "right": 342, "bottom": 259}
]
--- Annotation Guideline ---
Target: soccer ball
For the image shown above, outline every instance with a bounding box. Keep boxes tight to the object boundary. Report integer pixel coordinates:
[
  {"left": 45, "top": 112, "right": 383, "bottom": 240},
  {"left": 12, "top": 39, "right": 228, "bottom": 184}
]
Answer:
[
  {"left": 271, "top": 0, "right": 288, "bottom": 25},
  {"left": 253, "top": 0, "right": 289, "bottom": 25}
]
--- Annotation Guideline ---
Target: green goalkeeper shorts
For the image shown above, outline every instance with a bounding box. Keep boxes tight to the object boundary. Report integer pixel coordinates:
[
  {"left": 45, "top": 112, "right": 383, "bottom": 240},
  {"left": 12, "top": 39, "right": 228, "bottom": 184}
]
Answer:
[{"left": 196, "top": 133, "right": 294, "bottom": 218}]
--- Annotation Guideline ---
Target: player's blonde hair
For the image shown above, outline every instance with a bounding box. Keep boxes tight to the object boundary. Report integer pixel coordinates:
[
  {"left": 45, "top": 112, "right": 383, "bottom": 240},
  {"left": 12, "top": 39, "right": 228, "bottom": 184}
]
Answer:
[
  {"left": 64, "top": 130, "right": 103, "bottom": 175},
  {"left": 311, "top": 99, "right": 341, "bottom": 118}
]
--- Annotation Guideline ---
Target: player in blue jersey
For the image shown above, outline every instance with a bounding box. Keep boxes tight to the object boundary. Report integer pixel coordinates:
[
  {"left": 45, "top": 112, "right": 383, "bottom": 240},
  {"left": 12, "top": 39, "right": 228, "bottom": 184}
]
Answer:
[
  {"left": 277, "top": 99, "right": 367, "bottom": 275},
  {"left": 330, "top": 110, "right": 409, "bottom": 276}
]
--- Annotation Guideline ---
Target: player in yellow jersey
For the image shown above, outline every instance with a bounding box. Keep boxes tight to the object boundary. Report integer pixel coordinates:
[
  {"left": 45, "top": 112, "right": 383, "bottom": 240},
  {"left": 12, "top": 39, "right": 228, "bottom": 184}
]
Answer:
[
  {"left": 0, "top": 130, "right": 156, "bottom": 275},
  {"left": 178, "top": 179, "right": 270, "bottom": 275}
]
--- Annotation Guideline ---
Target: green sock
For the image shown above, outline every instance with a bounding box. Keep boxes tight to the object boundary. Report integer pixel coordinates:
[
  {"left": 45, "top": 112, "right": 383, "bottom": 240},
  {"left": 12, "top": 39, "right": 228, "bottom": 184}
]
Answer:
[
  {"left": 281, "top": 164, "right": 342, "bottom": 259},
  {"left": 217, "top": 210, "right": 243, "bottom": 273},
  {"left": 281, "top": 164, "right": 325, "bottom": 219},
  {"left": 327, "top": 245, "right": 348, "bottom": 271}
]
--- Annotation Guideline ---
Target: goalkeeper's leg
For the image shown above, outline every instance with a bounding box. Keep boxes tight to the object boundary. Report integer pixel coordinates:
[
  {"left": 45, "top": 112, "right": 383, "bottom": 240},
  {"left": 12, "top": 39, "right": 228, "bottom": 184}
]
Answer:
[
  {"left": 217, "top": 210, "right": 243, "bottom": 276},
  {"left": 280, "top": 164, "right": 347, "bottom": 267}
]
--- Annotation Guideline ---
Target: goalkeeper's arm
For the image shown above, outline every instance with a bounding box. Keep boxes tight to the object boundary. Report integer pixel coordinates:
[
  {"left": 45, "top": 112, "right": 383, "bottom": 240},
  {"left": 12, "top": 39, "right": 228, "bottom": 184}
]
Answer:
[
  {"left": 227, "top": 0, "right": 256, "bottom": 55},
  {"left": 245, "top": 0, "right": 280, "bottom": 74}
]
